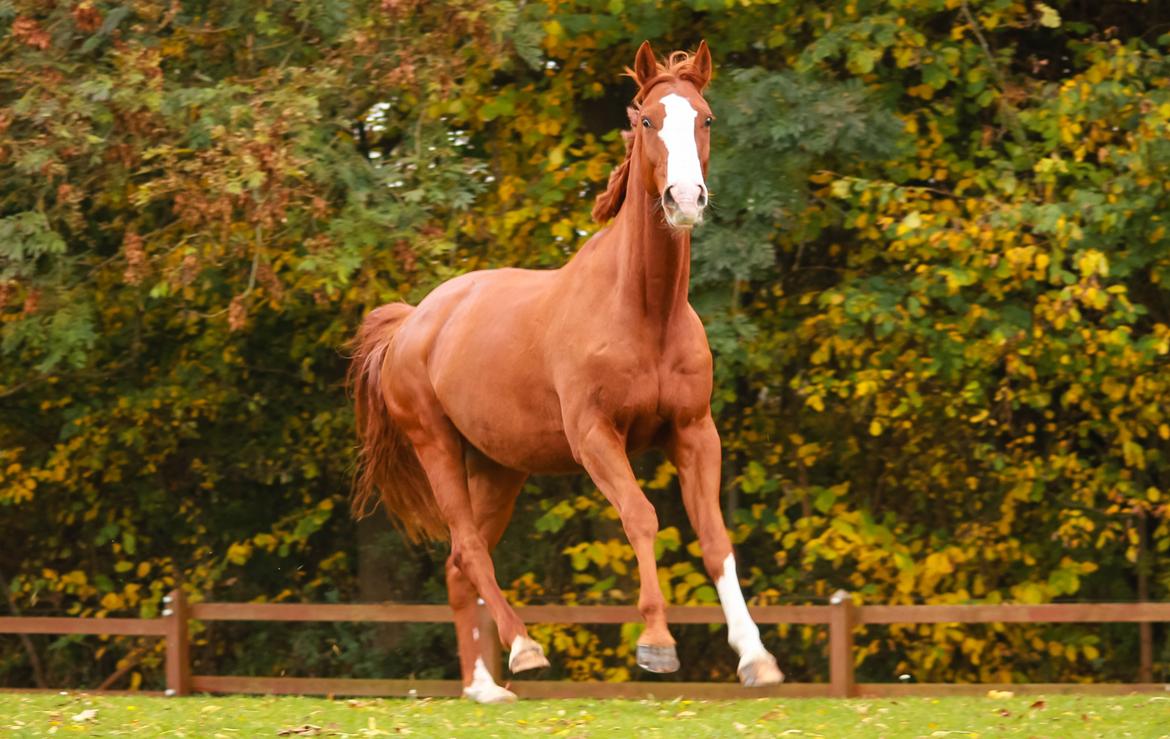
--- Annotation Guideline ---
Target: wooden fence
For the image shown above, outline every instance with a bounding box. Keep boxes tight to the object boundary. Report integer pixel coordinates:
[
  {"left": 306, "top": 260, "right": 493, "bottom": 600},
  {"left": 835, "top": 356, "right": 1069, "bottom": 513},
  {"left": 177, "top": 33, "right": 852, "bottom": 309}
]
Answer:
[{"left": 2, "top": 590, "right": 1168, "bottom": 699}]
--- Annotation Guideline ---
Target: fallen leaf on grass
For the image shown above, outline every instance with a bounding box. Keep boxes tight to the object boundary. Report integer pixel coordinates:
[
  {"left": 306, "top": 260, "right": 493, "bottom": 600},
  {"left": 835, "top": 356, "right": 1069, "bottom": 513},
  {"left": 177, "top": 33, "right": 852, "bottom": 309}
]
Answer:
[
  {"left": 70, "top": 709, "right": 98, "bottom": 723},
  {"left": 1029, "top": 700, "right": 1047, "bottom": 710},
  {"left": 277, "top": 725, "right": 323, "bottom": 736}
]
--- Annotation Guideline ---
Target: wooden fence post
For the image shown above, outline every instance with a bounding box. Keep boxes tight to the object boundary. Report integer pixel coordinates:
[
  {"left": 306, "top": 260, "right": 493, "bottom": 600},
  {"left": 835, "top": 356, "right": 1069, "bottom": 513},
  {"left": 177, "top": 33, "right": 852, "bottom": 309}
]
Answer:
[
  {"left": 829, "top": 589, "right": 857, "bottom": 698},
  {"left": 163, "top": 589, "right": 191, "bottom": 696},
  {"left": 477, "top": 598, "right": 503, "bottom": 682}
]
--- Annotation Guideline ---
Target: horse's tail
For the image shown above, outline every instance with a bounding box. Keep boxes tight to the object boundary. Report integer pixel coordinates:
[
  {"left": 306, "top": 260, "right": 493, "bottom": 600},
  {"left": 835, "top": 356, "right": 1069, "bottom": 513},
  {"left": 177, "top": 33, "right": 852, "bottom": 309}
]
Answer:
[{"left": 349, "top": 303, "right": 448, "bottom": 543}]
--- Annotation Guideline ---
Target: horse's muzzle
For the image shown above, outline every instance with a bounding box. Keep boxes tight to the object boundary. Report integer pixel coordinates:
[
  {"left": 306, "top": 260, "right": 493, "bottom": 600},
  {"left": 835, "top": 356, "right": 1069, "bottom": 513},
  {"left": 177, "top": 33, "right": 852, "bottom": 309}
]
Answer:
[{"left": 663, "top": 183, "right": 707, "bottom": 229}]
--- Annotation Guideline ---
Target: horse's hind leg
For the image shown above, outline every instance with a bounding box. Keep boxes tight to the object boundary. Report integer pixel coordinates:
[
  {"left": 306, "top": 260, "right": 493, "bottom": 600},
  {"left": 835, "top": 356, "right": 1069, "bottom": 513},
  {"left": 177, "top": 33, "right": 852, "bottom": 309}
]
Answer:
[
  {"left": 389, "top": 386, "right": 544, "bottom": 674},
  {"left": 450, "top": 453, "right": 527, "bottom": 704}
]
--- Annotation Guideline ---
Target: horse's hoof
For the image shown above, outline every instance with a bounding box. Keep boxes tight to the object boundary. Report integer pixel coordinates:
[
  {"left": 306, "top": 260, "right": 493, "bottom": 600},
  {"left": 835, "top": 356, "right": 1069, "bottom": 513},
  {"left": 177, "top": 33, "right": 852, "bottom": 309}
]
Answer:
[
  {"left": 738, "top": 653, "right": 784, "bottom": 687},
  {"left": 508, "top": 637, "right": 550, "bottom": 674},
  {"left": 636, "top": 643, "right": 680, "bottom": 673},
  {"left": 463, "top": 682, "right": 517, "bottom": 704}
]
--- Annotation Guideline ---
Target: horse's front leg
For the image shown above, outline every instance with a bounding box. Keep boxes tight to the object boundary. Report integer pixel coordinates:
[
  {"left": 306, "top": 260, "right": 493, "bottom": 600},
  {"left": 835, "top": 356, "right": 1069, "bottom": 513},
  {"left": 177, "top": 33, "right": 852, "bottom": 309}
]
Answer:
[
  {"left": 573, "top": 417, "right": 679, "bottom": 673},
  {"left": 669, "top": 414, "right": 783, "bottom": 686}
]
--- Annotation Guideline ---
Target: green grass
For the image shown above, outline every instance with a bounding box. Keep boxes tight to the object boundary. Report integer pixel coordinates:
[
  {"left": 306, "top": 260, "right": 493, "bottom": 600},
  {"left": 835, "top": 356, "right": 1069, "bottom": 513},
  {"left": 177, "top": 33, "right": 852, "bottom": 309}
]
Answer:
[{"left": 0, "top": 692, "right": 1168, "bottom": 737}]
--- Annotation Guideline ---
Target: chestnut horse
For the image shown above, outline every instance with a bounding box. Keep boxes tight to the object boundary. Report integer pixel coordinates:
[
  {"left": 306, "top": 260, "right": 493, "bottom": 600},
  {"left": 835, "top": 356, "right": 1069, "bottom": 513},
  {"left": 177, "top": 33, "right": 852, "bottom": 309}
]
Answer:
[{"left": 351, "top": 41, "right": 782, "bottom": 703}]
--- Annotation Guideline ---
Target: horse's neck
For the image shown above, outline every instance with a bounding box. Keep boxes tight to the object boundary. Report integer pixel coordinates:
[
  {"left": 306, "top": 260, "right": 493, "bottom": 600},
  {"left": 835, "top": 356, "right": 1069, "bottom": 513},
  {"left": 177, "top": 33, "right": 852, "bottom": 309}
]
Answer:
[{"left": 606, "top": 150, "right": 691, "bottom": 332}]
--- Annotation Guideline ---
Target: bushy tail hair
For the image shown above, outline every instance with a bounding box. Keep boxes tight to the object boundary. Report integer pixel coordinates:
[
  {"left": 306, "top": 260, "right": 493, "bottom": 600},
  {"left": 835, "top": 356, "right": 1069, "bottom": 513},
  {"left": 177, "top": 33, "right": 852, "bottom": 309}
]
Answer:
[{"left": 349, "top": 303, "right": 448, "bottom": 542}]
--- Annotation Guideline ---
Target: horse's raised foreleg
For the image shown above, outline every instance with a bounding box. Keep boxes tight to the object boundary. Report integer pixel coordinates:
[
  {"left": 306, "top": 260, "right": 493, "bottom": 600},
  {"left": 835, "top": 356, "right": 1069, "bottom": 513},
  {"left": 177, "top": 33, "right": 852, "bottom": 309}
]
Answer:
[
  {"left": 449, "top": 454, "right": 527, "bottom": 704},
  {"left": 574, "top": 418, "right": 678, "bottom": 673},
  {"left": 670, "top": 415, "right": 784, "bottom": 687}
]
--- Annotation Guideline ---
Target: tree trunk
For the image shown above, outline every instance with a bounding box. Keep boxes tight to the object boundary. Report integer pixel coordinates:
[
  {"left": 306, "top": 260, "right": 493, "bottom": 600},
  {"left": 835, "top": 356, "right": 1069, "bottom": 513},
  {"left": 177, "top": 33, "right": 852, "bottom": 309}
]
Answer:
[{"left": 357, "top": 514, "right": 406, "bottom": 651}]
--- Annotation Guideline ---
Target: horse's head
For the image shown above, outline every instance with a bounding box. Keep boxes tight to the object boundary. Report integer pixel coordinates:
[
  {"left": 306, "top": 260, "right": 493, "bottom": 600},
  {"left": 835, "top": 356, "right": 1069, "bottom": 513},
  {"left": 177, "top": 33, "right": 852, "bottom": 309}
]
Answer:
[
  {"left": 630, "top": 40, "right": 713, "bottom": 230},
  {"left": 591, "top": 41, "right": 715, "bottom": 229}
]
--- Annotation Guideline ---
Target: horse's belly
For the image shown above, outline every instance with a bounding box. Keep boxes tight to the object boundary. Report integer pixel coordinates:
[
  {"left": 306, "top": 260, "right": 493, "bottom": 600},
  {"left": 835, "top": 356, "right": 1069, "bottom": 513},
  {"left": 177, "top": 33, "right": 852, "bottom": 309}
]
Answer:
[
  {"left": 435, "top": 366, "right": 579, "bottom": 474},
  {"left": 458, "top": 412, "right": 580, "bottom": 475}
]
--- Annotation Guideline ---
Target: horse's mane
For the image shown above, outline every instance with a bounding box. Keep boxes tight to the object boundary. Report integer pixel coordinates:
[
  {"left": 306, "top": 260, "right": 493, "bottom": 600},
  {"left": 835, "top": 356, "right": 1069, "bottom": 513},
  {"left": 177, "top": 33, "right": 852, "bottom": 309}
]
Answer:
[{"left": 591, "top": 51, "right": 705, "bottom": 223}]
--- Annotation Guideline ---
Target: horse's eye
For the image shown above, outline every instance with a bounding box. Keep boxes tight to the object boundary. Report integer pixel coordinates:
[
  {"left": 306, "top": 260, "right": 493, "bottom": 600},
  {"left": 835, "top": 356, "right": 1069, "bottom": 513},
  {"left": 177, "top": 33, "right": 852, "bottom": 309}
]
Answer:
[
  {"left": 704, "top": 117, "right": 713, "bottom": 128},
  {"left": 642, "top": 117, "right": 652, "bottom": 129}
]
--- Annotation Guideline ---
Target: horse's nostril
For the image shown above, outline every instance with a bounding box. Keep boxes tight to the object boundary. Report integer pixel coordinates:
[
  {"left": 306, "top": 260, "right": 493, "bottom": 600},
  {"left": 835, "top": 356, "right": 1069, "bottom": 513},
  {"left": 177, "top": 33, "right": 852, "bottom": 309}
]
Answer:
[
  {"left": 697, "top": 188, "right": 708, "bottom": 207},
  {"left": 663, "top": 186, "right": 678, "bottom": 208}
]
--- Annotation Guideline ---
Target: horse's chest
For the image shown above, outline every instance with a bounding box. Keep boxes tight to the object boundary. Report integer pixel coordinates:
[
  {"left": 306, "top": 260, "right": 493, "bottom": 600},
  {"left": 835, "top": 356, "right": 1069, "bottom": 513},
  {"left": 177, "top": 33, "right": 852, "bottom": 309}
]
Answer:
[{"left": 585, "top": 346, "right": 711, "bottom": 424}]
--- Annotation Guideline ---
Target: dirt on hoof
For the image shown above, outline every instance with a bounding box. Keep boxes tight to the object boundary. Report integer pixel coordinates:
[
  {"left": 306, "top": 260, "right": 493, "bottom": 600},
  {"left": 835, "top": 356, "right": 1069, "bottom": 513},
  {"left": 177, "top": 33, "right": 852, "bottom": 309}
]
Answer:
[{"left": 738, "top": 654, "right": 784, "bottom": 687}]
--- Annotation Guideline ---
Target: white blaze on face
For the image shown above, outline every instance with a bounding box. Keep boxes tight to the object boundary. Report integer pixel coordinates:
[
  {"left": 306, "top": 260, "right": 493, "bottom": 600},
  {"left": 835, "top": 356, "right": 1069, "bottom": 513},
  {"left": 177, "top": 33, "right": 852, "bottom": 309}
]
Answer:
[
  {"left": 658, "top": 93, "right": 705, "bottom": 206},
  {"left": 715, "top": 554, "right": 769, "bottom": 669}
]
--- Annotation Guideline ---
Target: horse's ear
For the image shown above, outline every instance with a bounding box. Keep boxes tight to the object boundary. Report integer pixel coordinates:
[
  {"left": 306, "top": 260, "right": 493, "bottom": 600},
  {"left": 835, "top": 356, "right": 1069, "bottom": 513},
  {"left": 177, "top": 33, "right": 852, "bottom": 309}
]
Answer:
[
  {"left": 691, "top": 40, "right": 712, "bottom": 90},
  {"left": 633, "top": 40, "right": 657, "bottom": 87}
]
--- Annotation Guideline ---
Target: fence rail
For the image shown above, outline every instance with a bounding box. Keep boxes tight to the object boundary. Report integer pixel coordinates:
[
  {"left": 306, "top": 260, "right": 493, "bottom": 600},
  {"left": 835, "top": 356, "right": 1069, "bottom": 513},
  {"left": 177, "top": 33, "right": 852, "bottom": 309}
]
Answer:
[{"left": 2, "top": 591, "right": 1168, "bottom": 699}]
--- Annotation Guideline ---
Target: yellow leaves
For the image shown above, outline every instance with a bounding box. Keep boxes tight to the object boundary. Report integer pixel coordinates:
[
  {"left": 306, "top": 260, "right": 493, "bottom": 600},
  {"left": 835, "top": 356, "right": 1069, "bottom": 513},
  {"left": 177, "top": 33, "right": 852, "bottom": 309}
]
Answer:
[
  {"left": 924, "top": 552, "right": 954, "bottom": 576},
  {"left": 542, "top": 20, "right": 564, "bottom": 39},
  {"left": 1035, "top": 2, "right": 1061, "bottom": 28},
  {"left": 100, "top": 592, "right": 124, "bottom": 610},
  {"left": 1122, "top": 439, "right": 1146, "bottom": 470},
  {"left": 855, "top": 379, "right": 878, "bottom": 398},
  {"left": 253, "top": 533, "right": 278, "bottom": 552},
  {"left": 896, "top": 210, "right": 923, "bottom": 235},
  {"left": 806, "top": 394, "right": 825, "bottom": 412},
  {"left": 551, "top": 218, "right": 575, "bottom": 241},
  {"left": 654, "top": 527, "right": 681, "bottom": 559},
  {"left": 226, "top": 542, "right": 253, "bottom": 565},
  {"left": 546, "top": 146, "right": 565, "bottom": 170},
  {"left": 61, "top": 570, "right": 88, "bottom": 587},
  {"left": 1076, "top": 249, "right": 1109, "bottom": 278},
  {"left": 907, "top": 83, "right": 935, "bottom": 100},
  {"left": 868, "top": 419, "right": 884, "bottom": 436}
]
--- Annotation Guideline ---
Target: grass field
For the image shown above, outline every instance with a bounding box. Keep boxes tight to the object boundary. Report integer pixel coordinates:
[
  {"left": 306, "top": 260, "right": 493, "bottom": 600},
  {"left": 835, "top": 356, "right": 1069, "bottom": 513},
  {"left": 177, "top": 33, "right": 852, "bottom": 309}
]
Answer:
[{"left": 1, "top": 692, "right": 1168, "bottom": 737}]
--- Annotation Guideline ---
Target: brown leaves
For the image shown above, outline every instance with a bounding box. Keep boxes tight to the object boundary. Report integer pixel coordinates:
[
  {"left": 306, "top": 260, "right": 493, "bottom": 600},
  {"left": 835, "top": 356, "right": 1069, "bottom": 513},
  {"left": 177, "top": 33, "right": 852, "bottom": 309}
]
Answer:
[
  {"left": 12, "top": 18, "right": 51, "bottom": 51},
  {"left": 71, "top": 3, "right": 104, "bottom": 33},
  {"left": 228, "top": 294, "right": 247, "bottom": 332},
  {"left": 21, "top": 288, "right": 40, "bottom": 316},
  {"left": 277, "top": 725, "right": 324, "bottom": 736},
  {"left": 122, "top": 232, "right": 147, "bottom": 286}
]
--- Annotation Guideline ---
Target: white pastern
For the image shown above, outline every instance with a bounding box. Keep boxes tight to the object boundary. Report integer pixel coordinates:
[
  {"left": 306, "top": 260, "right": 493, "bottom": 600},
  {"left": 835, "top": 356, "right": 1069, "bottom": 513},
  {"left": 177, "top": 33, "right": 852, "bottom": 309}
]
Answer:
[
  {"left": 658, "top": 93, "right": 704, "bottom": 191},
  {"left": 715, "top": 554, "right": 769, "bottom": 669},
  {"left": 463, "top": 656, "right": 516, "bottom": 704}
]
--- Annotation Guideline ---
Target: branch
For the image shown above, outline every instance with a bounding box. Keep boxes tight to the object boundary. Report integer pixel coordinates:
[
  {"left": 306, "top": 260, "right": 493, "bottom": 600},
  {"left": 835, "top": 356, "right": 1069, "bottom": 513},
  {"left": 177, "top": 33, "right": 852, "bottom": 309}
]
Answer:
[
  {"left": 96, "top": 646, "right": 147, "bottom": 691},
  {"left": 959, "top": 0, "right": 1031, "bottom": 151}
]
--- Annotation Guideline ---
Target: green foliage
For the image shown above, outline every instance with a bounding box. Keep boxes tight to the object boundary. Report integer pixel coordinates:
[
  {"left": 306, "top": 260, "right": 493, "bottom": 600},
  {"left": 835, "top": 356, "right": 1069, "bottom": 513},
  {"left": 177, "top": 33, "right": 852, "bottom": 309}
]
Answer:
[{"left": 1, "top": 0, "right": 1168, "bottom": 690}]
